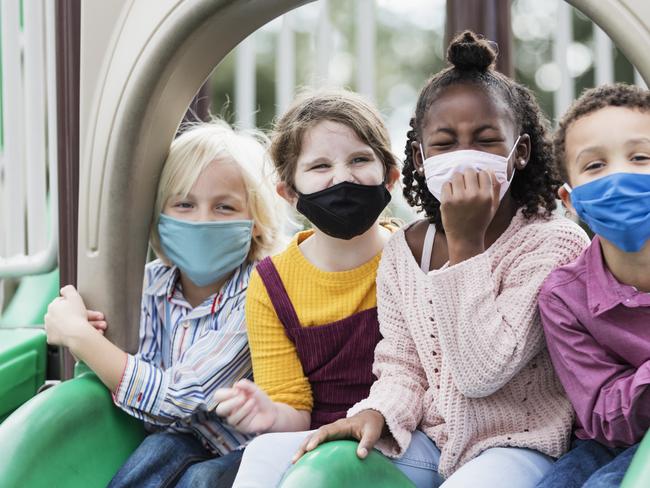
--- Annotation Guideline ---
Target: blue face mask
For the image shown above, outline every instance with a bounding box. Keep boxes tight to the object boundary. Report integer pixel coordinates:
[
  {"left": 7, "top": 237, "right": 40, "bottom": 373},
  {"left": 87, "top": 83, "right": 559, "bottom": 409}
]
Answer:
[
  {"left": 565, "top": 173, "right": 650, "bottom": 253},
  {"left": 158, "top": 214, "right": 253, "bottom": 286}
]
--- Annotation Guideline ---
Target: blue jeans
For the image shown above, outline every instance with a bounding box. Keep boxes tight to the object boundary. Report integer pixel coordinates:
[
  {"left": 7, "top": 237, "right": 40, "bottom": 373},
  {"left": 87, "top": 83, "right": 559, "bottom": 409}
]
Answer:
[
  {"left": 108, "top": 431, "right": 243, "bottom": 488},
  {"left": 536, "top": 438, "right": 639, "bottom": 488}
]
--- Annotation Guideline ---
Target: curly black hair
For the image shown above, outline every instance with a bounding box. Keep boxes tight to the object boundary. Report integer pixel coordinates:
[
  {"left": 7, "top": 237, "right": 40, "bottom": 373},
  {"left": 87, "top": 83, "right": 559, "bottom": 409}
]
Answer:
[
  {"left": 554, "top": 83, "right": 650, "bottom": 182},
  {"left": 402, "top": 30, "right": 560, "bottom": 231}
]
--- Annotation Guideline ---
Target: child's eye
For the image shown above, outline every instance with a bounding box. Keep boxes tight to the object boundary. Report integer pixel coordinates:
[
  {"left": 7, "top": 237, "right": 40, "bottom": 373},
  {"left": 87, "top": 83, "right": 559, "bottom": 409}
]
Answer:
[
  {"left": 479, "top": 139, "right": 501, "bottom": 145},
  {"left": 174, "top": 202, "right": 193, "bottom": 209},
  {"left": 631, "top": 154, "right": 650, "bottom": 162},
  {"left": 351, "top": 156, "right": 370, "bottom": 164},
  {"left": 216, "top": 205, "right": 236, "bottom": 212},
  {"left": 309, "top": 163, "right": 330, "bottom": 171},
  {"left": 584, "top": 161, "right": 606, "bottom": 171}
]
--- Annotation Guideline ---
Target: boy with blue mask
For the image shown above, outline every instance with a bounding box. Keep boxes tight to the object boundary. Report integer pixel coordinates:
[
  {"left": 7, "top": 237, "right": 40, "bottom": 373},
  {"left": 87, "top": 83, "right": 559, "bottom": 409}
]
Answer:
[
  {"left": 536, "top": 84, "right": 650, "bottom": 488},
  {"left": 44, "top": 120, "right": 286, "bottom": 488}
]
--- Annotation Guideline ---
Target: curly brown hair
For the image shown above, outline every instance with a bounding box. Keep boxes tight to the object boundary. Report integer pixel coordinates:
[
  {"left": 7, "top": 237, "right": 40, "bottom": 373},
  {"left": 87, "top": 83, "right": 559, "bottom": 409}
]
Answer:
[
  {"left": 554, "top": 83, "right": 650, "bottom": 182},
  {"left": 402, "top": 31, "right": 560, "bottom": 231}
]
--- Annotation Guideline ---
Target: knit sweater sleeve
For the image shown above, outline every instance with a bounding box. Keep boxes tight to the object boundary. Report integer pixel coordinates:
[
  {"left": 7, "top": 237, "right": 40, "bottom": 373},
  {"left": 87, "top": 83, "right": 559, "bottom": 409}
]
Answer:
[
  {"left": 429, "top": 217, "right": 589, "bottom": 398},
  {"left": 348, "top": 237, "right": 428, "bottom": 458}
]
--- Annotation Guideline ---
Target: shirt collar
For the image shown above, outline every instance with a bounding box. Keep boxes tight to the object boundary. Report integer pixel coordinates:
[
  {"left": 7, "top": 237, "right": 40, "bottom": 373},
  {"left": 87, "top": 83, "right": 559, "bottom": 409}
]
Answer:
[
  {"left": 144, "top": 261, "right": 253, "bottom": 314},
  {"left": 586, "top": 236, "right": 649, "bottom": 316}
]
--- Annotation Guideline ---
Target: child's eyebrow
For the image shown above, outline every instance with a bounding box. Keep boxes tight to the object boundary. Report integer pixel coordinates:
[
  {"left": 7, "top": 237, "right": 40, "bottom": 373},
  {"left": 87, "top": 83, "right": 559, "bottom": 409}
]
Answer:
[
  {"left": 575, "top": 146, "right": 604, "bottom": 162},
  {"left": 473, "top": 124, "right": 501, "bottom": 135},
  {"left": 625, "top": 137, "right": 650, "bottom": 147}
]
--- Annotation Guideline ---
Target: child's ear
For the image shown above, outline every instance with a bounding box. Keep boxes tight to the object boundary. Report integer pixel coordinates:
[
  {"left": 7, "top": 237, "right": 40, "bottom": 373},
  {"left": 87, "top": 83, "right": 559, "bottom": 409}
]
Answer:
[
  {"left": 385, "top": 165, "right": 401, "bottom": 191},
  {"left": 411, "top": 140, "right": 425, "bottom": 176},
  {"left": 276, "top": 181, "right": 297, "bottom": 206},
  {"left": 558, "top": 184, "right": 576, "bottom": 215},
  {"left": 514, "top": 133, "right": 532, "bottom": 170}
]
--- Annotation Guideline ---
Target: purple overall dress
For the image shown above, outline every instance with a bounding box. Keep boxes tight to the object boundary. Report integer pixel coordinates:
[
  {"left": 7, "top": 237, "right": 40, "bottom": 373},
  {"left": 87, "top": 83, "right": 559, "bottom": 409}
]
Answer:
[{"left": 255, "top": 257, "right": 382, "bottom": 429}]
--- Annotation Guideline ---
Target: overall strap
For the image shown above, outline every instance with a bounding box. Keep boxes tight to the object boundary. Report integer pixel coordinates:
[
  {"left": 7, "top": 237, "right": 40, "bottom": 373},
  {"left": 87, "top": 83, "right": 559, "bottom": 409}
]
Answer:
[
  {"left": 255, "top": 257, "right": 302, "bottom": 330},
  {"left": 420, "top": 224, "right": 436, "bottom": 273}
]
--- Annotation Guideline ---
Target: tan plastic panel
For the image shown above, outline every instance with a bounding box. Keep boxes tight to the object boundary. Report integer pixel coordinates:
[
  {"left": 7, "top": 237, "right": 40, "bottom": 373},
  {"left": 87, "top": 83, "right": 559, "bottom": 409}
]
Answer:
[
  {"left": 78, "top": 0, "right": 649, "bottom": 352},
  {"left": 78, "top": 0, "right": 312, "bottom": 352},
  {"left": 568, "top": 0, "right": 649, "bottom": 85}
]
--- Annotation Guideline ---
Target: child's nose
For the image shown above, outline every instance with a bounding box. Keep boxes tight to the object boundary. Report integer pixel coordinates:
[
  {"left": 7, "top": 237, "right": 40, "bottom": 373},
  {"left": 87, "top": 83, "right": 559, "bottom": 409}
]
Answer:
[{"left": 331, "top": 165, "right": 355, "bottom": 185}]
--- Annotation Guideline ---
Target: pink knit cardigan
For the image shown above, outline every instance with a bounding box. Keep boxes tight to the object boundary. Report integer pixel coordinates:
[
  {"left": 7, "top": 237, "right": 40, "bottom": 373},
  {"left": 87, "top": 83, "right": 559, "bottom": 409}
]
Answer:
[{"left": 348, "top": 210, "right": 590, "bottom": 477}]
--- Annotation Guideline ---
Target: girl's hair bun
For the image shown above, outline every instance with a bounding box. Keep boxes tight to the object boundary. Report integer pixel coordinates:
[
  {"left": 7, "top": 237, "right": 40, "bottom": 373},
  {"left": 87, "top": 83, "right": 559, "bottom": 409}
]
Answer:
[{"left": 446, "top": 30, "right": 496, "bottom": 72}]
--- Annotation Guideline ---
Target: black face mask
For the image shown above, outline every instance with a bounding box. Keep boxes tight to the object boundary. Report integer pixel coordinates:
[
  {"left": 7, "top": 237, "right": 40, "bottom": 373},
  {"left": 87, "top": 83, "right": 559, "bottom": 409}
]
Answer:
[{"left": 296, "top": 181, "right": 392, "bottom": 240}]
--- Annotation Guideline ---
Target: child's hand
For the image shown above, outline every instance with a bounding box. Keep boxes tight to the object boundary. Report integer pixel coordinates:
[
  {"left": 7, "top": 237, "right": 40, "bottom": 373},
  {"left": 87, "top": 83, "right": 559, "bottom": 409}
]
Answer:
[
  {"left": 87, "top": 310, "right": 107, "bottom": 335},
  {"left": 214, "top": 379, "right": 277, "bottom": 434},
  {"left": 441, "top": 168, "right": 501, "bottom": 262},
  {"left": 292, "top": 409, "right": 385, "bottom": 463},
  {"left": 44, "top": 285, "right": 92, "bottom": 348}
]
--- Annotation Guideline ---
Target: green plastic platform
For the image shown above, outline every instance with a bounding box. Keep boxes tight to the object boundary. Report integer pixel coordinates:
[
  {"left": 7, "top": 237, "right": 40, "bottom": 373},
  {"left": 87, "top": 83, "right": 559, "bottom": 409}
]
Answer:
[
  {"left": 280, "top": 440, "right": 415, "bottom": 487},
  {"left": 0, "top": 328, "right": 46, "bottom": 422},
  {"left": 0, "top": 268, "right": 59, "bottom": 327},
  {"left": 621, "top": 431, "right": 650, "bottom": 488},
  {"left": 0, "top": 368, "right": 146, "bottom": 488}
]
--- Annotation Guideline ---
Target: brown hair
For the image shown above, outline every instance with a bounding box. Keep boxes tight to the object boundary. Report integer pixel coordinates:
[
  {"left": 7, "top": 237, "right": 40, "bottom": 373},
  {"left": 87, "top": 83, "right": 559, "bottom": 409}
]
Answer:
[
  {"left": 269, "top": 89, "right": 398, "bottom": 189},
  {"left": 403, "top": 30, "right": 559, "bottom": 231},
  {"left": 554, "top": 83, "right": 650, "bottom": 182}
]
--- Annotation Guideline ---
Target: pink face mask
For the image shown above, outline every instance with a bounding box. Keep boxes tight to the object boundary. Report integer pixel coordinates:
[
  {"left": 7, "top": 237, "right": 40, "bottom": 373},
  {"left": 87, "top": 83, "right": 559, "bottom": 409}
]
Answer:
[{"left": 420, "top": 136, "right": 520, "bottom": 201}]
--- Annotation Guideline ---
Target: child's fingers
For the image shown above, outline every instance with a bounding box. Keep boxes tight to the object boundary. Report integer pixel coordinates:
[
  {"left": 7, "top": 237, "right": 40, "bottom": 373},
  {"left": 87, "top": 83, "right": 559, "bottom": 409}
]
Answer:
[
  {"left": 59, "top": 285, "right": 86, "bottom": 309},
  {"left": 233, "top": 378, "right": 258, "bottom": 395},
  {"left": 213, "top": 388, "right": 238, "bottom": 404},
  {"left": 215, "top": 393, "right": 247, "bottom": 418},
  {"left": 87, "top": 310, "right": 105, "bottom": 321},
  {"left": 227, "top": 396, "right": 257, "bottom": 427},
  {"left": 356, "top": 424, "right": 382, "bottom": 459},
  {"left": 89, "top": 320, "right": 107, "bottom": 330}
]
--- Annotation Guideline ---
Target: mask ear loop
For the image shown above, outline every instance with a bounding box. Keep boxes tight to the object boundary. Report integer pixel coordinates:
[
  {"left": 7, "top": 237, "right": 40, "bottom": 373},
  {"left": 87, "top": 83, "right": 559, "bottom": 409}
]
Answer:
[
  {"left": 563, "top": 183, "right": 573, "bottom": 194},
  {"left": 505, "top": 135, "right": 522, "bottom": 184}
]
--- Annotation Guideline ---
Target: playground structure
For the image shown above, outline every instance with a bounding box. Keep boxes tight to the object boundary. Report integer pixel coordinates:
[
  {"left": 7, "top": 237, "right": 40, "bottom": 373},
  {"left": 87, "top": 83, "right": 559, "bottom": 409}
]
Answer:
[{"left": 0, "top": 1, "right": 649, "bottom": 486}]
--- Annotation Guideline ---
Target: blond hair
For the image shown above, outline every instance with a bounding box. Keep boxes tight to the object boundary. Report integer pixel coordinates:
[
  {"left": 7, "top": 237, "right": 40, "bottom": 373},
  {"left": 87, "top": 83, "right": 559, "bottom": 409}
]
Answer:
[
  {"left": 270, "top": 89, "right": 398, "bottom": 189},
  {"left": 150, "top": 120, "right": 285, "bottom": 264}
]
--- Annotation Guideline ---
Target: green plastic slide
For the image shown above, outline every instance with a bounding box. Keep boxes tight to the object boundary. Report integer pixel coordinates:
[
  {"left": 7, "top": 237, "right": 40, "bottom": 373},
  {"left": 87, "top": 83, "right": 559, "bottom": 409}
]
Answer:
[
  {"left": 0, "top": 268, "right": 59, "bottom": 327},
  {"left": 280, "top": 440, "right": 415, "bottom": 487},
  {"left": 0, "top": 368, "right": 145, "bottom": 488},
  {"left": 0, "top": 328, "right": 46, "bottom": 422},
  {"left": 0, "top": 269, "right": 59, "bottom": 421},
  {"left": 621, "top": 431, "right": 650, "bottom": 488}
]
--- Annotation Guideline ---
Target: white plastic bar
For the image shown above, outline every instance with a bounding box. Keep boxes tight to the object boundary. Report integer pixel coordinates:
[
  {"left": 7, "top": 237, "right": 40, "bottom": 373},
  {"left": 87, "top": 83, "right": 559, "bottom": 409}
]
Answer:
[
  {"left": 356, "top": 0, "right": 376, "bottom": 101},
  {"left": 234, "top": 36, "right": 256, "bottom": 130},
  {"left": 24, "top": 0, "right": 48, "bottom": 254},
  {"left": 314, "top": 0, "right": 331, "bottom": 86},
  {"left": 635, "top": 69, "right": 648, "bottom": 88},
  {"left": 553, "top": 2, "right": 574, "bottom": 121},
  {"left": 1, "top": 0, "right": 26, "bottom": 258},
  {"left": 0, "top": 0, "right": 58, "bottom": 277},
  {"left": 594, "top": 25, "right": 614, "bottom": 86},
  {"left": 276, "top": 14, "right": 295, "bottom": 116}
]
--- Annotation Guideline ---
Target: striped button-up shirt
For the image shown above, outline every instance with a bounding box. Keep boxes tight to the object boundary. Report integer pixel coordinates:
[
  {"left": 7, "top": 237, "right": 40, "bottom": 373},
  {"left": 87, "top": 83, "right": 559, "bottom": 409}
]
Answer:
[{"left": 113, "top": 259, "right": 254, "bottom": 454}]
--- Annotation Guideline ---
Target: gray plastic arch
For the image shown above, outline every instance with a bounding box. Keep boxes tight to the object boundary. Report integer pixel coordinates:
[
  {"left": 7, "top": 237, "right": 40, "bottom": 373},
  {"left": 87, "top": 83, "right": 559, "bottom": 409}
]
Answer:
[{"left": 78, "top": 0, "right": 649, "bottom": 352}]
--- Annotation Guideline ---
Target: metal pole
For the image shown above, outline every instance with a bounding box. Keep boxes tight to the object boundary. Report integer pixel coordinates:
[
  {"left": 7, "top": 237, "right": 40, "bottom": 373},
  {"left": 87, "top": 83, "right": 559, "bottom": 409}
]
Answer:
[
  {"left": 55, "top": 0, "right": 81, "bottom": 380},
  {"left": 356, "top": 0, "right": 376, "bottom": 101}
]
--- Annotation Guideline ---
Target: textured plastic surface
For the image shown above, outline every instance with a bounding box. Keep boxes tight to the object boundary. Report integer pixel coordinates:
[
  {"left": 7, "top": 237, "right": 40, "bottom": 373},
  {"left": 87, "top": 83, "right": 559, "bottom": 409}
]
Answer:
[
  {"left": 0, "top": 370, "right": 146, "bottom": 487},
  {"left": 280, "top": 440, "right": 415, "bottom": 488},
  {"left": 0, "top": 328, "right": 46, "bottom": 421},
  {"left": 621, "top": 431, "right": 650, "bottom": 488}
]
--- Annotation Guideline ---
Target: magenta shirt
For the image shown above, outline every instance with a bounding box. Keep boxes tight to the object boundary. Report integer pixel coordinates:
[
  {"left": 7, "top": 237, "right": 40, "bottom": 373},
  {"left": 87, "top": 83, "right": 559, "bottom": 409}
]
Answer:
[{"left": 539, "top": 236, "right": 650, "bottom": 447}]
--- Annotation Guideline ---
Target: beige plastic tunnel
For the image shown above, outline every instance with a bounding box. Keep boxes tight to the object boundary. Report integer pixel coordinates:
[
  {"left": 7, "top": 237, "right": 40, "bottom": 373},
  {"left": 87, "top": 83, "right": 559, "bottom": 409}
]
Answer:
[{"left": 77, "top": 0, "right": 650, "bottom": 353}]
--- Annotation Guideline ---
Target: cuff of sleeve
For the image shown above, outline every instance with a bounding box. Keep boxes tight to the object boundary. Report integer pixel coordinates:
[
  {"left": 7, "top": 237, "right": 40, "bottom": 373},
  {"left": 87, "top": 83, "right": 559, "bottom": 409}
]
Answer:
[
  {"left": 347, "top": 398, "right": 413, "bottom": 459},
  {"left": 113, "top": 355, "right": 169, "bottom": 416}
]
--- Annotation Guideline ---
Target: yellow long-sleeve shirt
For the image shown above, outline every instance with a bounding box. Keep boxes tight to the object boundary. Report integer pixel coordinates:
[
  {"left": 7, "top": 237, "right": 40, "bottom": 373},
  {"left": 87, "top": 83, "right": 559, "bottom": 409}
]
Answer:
[{"left": 245, "top": 230, "right": 381, "bottom": 412}]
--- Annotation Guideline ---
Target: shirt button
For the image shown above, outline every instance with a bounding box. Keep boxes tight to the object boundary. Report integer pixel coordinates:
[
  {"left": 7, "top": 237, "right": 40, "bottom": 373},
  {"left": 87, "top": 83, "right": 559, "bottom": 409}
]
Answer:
[{"left": 183, "top": 321, "right": 190, "bottom": 329}]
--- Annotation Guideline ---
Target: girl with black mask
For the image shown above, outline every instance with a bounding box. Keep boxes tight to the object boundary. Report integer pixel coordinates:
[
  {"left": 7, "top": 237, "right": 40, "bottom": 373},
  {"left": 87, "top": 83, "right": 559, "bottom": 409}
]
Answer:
[{"left": 214, "top": 90, "right": 434, "bottom": 487}]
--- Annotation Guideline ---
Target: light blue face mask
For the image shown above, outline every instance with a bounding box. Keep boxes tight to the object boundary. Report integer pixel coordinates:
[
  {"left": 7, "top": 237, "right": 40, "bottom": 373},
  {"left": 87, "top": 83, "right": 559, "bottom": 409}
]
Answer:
[
  {"left": 158, "top": 214, "right": 253, "bottom": 287},
  {"left": 564, "top": 173, "right": 650, "bottom": 253}
]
